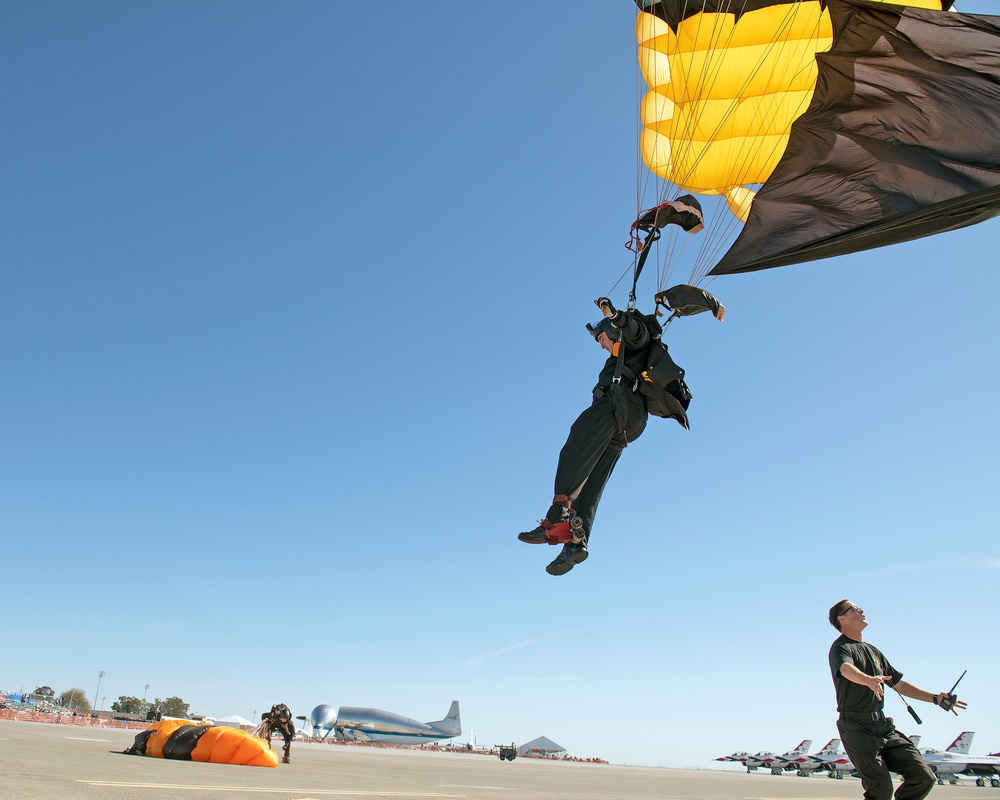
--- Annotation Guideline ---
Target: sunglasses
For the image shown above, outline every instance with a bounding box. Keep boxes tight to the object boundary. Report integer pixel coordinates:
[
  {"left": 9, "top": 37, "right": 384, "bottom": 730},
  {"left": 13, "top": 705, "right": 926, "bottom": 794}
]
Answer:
[{"left": 839, "top": 604, "right": 863, "bottom": 617}]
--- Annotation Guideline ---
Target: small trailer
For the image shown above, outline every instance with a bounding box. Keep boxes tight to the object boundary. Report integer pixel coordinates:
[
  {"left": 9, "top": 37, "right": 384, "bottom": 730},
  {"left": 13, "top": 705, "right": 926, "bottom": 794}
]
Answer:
[{"left": 495, "top": 743, "right": 517, "bottom": 761}]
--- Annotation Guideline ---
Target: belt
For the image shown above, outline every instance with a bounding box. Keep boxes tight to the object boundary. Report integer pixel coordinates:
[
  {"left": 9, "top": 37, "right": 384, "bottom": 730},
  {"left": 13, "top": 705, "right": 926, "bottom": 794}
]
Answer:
[{"left": 840, "top": 710, "right": 886, "bottom": 722}]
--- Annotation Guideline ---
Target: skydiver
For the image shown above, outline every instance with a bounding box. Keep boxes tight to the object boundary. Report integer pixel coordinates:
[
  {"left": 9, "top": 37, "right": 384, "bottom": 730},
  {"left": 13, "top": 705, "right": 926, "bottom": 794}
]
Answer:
[
  {"left": 260, "top": 703, "right": 295, "bottom": 763},
  {"left": 828, "top": 600, "right": 968, "bottom": 800},
  {"left": 518, "top": 297, "right": 653, "bottom": 575}
]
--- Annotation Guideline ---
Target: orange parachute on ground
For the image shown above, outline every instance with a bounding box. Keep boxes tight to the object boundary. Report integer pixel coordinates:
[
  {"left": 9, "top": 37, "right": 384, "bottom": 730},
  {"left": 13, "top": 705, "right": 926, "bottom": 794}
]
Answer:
[{"left": 124, "top": 719, "right": 279, "bottom": 767}]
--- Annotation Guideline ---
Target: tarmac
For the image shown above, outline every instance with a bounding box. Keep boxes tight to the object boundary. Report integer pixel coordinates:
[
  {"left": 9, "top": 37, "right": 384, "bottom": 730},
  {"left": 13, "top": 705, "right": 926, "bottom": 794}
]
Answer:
[{"left": 1, "top": 719, "right": 992, "bottom": 800}]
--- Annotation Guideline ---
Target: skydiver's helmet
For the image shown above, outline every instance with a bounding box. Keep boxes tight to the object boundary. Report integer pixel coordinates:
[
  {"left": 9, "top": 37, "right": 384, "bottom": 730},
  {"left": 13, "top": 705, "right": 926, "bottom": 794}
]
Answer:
[
  {"left": 272, "top": 703, "right": 291, "bottom": 722},
  {"left": 587, "top": 317, "right": 621, "bottom": 344}
]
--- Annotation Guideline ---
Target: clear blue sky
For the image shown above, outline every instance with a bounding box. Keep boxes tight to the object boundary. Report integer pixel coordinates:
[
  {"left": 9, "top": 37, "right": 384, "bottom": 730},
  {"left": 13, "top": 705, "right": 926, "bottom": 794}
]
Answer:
[{"left": 3, "top": 0, "right": 997, "bottom": 768}]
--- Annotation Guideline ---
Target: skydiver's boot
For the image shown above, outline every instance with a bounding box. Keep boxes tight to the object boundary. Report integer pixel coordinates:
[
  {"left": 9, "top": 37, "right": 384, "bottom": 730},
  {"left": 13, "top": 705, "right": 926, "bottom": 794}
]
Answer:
[
  {"left": 518, "top": 516, "right": 585, "bottom": 545},
  {"left": 518, "top": 495, "right": 583, "bottom": 544},
  {"left": 545, "top": 537, "right": 589, "bottom": 576}
]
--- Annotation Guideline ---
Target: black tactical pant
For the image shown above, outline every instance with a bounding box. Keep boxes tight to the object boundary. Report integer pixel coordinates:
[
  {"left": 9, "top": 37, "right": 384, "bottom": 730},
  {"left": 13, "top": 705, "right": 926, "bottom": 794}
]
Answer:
[
  {"left": 838, "top": 715, "right": 935, "bottom": 800},
  {"left": 552, "top": 389, "right": 647, "bottom": 540}
]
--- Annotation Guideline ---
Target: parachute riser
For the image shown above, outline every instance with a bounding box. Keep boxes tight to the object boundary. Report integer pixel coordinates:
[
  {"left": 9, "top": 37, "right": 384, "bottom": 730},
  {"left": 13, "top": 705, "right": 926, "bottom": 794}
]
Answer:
[{"left": 628, "top": 228, "right": 659, "bottom": 311}]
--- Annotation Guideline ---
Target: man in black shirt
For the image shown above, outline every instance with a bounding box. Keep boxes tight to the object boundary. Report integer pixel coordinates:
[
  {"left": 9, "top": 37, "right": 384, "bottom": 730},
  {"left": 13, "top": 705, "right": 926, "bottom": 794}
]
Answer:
[{"left": 828, "top": 599, "right": 967, "bottom": 800}]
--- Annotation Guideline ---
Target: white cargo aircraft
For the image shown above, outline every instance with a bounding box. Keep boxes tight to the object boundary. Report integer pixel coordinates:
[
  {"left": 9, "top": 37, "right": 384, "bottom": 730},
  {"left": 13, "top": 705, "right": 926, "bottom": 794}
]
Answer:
[{"left": 309, "top": 701, "right": 461, "bottom": 746}]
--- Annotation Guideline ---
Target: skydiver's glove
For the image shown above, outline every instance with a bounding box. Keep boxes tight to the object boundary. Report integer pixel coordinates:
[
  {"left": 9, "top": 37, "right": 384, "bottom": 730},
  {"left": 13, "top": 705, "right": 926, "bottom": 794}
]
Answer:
[
  {"left": 935, "top": 693, "right": 959, "bottom": 712},
  {"left": 595, "top": 297, "right": 627, "bottom": 327}
]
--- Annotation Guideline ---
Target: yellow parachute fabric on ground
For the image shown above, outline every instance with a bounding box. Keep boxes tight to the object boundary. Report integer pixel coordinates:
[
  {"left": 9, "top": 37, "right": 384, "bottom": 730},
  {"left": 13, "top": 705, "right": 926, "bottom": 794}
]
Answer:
[
  {"left": 637, "top": 0, "right": 949, "bottom": 221},
  {"left": 141, "top": 719, "right": 279, "bottom": 767}
]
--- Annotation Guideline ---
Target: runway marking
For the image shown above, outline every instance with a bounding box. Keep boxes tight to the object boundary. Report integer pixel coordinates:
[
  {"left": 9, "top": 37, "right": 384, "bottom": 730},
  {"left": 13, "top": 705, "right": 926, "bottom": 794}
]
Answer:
[
  {"left": 438, "top": 786, "right": 513, "bottom": 791},
  {"left": 78, "top": 781, "right": 462, "bottom": 797},
  {"left": 66, "top": 736, "right": 113, "bottom": 742}
]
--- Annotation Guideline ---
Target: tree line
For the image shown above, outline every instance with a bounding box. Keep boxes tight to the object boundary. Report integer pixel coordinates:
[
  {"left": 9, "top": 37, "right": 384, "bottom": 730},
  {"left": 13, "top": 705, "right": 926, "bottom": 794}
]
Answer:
[{"left": 25, "top": 685, "right": 190, "bottom": 718}]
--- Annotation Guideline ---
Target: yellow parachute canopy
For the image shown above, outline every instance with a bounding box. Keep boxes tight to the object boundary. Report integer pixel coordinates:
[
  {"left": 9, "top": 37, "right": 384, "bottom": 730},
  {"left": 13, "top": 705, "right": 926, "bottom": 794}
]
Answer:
[{"left": 637, "top": 0, "right": 949, "bottom": 222}]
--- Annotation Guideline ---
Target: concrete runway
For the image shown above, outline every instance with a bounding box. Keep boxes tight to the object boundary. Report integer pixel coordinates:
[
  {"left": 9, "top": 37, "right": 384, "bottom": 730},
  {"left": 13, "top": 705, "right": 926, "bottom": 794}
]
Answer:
[{"left": 1, "top": 720, "right": 993, "bottom": 800}]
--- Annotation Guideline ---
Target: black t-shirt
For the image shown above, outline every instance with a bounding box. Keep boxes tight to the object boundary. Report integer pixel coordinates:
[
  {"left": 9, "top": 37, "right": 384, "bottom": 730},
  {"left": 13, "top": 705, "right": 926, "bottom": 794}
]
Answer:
[{"left": 828, "top": 634, "right": 904, "bottom": 714}]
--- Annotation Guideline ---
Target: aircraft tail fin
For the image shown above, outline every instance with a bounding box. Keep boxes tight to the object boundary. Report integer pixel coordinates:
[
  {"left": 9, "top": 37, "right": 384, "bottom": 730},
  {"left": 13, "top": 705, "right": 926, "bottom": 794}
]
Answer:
[
  {"left": 947, "top": 732, "right": 974, "bottom": 754},
  {"left": 428, "top": 701, "right": 461, "bottom": 736},
  {"left": 910, "top": 735, "right": 921, "bottom": 749},
  {"left": 794, "top": 740, "right": 812, "bottom": 754},
  {"left": 821, "top": 739, "right": 842, "bottom": 754}
]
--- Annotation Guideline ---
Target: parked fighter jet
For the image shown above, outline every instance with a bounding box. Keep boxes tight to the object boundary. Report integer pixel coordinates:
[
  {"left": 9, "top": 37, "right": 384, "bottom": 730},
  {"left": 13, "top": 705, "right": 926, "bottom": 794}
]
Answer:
[
  {"left": 787, "top": 739, "right": 843, "bottom": 777},
  {"left": 922, "top": 732, "right": 1000, "bottom": 787},
  {"left": 714, "top": 751, "right": 753, "bottom": 765},
  {"left": 761, "top": 740, "right": 813, "bottom": 775},
  {"left": 745, "top": 752, "right": 777, "bottom": 772},
  {"left": 714, "top": 749, "right": 778, "bottom": 772}
]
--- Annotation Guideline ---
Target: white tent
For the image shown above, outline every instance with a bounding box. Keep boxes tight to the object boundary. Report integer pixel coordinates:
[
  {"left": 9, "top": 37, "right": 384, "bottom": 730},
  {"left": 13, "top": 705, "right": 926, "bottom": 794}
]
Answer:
[
  {"left": 518, "top": 736, "right": 566, "bottom": 756},
  {"left": 214, "top": 714, "right": 253, "bottom": 728}
]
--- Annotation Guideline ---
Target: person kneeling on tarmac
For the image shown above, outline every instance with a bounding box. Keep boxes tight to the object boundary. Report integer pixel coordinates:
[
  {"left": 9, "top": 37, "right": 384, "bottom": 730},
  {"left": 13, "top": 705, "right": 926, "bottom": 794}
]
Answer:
[{"left": 260, "top": 703, "right": 295, "bottom": 764}]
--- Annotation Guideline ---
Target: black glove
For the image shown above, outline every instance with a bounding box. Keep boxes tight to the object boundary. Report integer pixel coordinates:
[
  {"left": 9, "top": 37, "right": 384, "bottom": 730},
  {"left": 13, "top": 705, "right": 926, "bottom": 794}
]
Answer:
[{"left": 595, "top": 297, "right": 616, "bottom": 318}]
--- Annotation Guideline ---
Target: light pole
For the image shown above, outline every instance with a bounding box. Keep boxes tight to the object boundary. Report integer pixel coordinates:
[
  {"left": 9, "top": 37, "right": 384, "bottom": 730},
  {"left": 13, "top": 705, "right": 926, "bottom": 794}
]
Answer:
[{"left": 94, "top": 671, "right": 105, "bottom": 713}]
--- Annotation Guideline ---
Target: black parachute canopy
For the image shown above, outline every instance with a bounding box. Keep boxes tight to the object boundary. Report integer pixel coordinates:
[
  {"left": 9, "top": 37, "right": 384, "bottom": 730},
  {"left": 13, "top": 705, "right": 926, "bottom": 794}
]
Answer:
[{"left": 709, "top": 0, "right": 999, "bottom": 277}]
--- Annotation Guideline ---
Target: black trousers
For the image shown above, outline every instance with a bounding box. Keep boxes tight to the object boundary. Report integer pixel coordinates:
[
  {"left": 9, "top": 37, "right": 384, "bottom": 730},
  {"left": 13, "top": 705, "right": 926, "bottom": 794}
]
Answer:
[
  {"left": 552, "top": 390, "right": 647, "bottom": 540},
  {"left": 838, "top": 716, "right": 935, "bottom": 800}
]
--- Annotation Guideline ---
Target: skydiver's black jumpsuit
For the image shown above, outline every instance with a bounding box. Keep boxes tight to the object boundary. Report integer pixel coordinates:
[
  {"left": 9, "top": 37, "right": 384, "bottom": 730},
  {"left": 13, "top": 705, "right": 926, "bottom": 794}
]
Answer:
[
  {"left": 262, "top": 704, "right": 295, "bottom": 764},
  {"left": 549, "top": 310, "right": 651, "bottom": 541}
]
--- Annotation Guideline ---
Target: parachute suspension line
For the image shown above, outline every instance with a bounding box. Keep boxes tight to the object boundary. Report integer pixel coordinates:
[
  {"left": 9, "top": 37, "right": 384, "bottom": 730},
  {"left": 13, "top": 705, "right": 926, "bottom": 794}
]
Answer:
[
  {"left": 672, "top": 4, "right": 816, "bottom": 285},
  {"left": 605, "top": 262, "right": 634, "bottom": 301},
  {"left": 637, "top": 2, "right": 800, "bottom": 287},
  {"left": 685, "top": 6, "right": 830, "bottom": 282},
  {"left": 638, "top": 4, "right": 753, "bottom": 289}
]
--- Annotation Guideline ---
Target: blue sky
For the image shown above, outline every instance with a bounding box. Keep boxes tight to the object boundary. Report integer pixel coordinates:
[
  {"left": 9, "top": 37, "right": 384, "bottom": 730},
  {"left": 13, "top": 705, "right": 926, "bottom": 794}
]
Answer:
[{"left": 2, "top": 0, "right": 997, "bottom": 768}]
